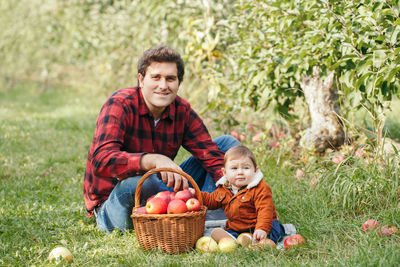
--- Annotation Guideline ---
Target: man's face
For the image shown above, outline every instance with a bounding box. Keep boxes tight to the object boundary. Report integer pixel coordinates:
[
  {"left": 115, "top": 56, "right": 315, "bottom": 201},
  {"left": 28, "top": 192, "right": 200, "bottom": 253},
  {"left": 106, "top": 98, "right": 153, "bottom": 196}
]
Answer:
[{"left": 138, "top": 62, "right": 179, "bottom": 118}]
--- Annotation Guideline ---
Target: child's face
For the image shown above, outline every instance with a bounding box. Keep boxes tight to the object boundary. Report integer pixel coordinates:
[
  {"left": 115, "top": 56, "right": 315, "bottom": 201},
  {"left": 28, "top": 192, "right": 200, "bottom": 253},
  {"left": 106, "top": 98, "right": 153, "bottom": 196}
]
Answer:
[{"left": 222, "top": 156, "right": 258, "bottom": 189}]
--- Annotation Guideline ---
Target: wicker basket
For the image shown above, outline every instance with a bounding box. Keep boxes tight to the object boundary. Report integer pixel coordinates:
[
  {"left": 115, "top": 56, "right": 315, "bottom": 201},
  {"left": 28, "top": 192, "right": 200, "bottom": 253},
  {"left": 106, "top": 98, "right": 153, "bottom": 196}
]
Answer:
[{"left": 131, "top": 168, "right": 207, "bottom": 254}]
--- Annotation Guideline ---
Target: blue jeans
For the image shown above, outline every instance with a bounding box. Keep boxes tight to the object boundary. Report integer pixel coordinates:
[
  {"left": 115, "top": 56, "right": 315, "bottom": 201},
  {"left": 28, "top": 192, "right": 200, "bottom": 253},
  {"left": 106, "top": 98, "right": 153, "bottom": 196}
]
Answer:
[
  {"left": 95, "top": 135, "right": 240, "bottom": 233},
  {"left": 226, "top": 220, "right": 285, "bottom": 244}
]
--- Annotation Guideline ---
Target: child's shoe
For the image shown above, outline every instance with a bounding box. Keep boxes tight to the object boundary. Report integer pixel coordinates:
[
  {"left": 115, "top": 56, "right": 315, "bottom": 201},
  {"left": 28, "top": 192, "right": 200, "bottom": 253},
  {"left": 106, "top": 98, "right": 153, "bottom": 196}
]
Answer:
[{"left": 211, "top": 228, "right": 236, "bottom": 243}]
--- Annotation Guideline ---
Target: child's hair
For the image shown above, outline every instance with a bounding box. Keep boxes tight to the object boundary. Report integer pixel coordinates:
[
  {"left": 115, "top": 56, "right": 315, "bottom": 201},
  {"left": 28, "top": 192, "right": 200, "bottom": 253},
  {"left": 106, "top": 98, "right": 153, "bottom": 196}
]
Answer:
[{"left": 224, "top": 145, "right": 257, "bottom": 168}]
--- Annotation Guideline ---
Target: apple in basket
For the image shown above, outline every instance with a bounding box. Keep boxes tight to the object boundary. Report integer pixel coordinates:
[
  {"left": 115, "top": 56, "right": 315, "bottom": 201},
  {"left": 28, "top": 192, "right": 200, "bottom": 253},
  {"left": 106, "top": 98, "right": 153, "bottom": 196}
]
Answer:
[
  {"left": 175, "top": 189, "right": 193, "bottom": 202},
  {"left": 186, "top": 198, "right": 201, "bottom": 211},
  {"left": 136, "top": 206, "right": 147, "bottom": 214},
  {"left": 146, "top": 197, "right": 168, "bottom": 214},
  {"left": 154, "top": 191, "right": 172, "bottom": 204},
  {"left": 167, "top": 199, "right": 188, "bottom": 214}
]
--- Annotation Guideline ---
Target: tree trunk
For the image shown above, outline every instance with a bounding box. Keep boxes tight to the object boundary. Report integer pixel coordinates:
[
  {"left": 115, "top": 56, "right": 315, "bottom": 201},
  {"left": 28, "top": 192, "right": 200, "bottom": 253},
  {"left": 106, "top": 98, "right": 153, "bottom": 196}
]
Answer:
[{"left": 300, "top": 66, "right": 345, "bottom": 153}]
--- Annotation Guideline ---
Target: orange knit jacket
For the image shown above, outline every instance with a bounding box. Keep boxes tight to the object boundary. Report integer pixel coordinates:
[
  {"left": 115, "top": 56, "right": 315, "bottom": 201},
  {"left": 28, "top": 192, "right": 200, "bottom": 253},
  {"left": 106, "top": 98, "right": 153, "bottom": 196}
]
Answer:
[{"left": 200, "top": 171, "right": 278, "bottom": 233}]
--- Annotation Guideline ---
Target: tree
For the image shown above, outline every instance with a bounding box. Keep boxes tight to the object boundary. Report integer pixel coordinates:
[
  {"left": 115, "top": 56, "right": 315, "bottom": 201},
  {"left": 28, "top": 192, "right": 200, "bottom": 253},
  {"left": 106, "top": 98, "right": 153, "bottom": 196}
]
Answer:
[{"left": 186, "top": 0, "right": 400, "bottom": 152}]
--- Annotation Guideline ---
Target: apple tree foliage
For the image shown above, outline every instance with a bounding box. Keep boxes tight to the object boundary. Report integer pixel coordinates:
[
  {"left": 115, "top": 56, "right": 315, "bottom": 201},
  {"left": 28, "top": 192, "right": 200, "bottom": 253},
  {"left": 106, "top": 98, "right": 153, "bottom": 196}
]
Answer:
[{"left": 185, "top": 0, "right": 400, "bottom": 129}]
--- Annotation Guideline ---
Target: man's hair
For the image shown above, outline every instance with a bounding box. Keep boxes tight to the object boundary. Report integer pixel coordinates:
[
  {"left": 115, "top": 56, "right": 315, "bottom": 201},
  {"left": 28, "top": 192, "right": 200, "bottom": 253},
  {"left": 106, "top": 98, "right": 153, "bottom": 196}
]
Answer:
[
  {"left": 224, "top": 145, "right": 257, "bottom": 168},
  {"left": 137, "top": 45, "right": 185, "bottom": 84}
]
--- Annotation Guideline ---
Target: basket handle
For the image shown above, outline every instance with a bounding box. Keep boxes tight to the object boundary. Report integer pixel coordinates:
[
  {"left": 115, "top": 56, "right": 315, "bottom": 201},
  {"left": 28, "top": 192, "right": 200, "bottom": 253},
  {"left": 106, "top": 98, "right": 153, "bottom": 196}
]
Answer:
[{"left": 134, "top": 167, "right": 204, "bottom": 209}]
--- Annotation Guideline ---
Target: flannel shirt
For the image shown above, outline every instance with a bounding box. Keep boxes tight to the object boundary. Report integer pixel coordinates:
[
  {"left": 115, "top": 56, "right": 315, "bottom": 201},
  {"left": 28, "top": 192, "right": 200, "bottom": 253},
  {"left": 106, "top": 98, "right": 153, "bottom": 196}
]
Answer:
[{"left": 83, "top": 87, "right": 225, "bottom": 217}]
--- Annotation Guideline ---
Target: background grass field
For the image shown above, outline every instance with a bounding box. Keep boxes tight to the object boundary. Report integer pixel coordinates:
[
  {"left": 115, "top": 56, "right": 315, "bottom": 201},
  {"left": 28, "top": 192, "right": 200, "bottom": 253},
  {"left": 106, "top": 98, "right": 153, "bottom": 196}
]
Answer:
[{"left": 0, "top": 81, "right": 399, "bottom": 266}]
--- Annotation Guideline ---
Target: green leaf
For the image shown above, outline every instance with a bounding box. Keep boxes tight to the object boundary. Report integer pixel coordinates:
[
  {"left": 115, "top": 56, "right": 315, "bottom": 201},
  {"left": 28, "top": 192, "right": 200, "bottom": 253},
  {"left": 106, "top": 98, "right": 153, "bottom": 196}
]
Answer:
[{"left": 373, "top": 50, "right": 387, "bottom": 68}]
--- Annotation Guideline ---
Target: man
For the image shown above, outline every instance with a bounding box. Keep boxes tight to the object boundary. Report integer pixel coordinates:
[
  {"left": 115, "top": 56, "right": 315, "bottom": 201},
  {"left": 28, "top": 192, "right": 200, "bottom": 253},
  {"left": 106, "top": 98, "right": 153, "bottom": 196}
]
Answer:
[{"left": 83, "top": 45, "right": 239, "bottom": 232}]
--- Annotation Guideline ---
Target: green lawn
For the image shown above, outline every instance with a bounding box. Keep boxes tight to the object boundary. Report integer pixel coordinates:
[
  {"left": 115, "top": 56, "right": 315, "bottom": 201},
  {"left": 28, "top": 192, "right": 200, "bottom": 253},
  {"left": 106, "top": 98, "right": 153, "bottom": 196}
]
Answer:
[{"left": 1, "top": 82, "right": 399, "bottom": 266}]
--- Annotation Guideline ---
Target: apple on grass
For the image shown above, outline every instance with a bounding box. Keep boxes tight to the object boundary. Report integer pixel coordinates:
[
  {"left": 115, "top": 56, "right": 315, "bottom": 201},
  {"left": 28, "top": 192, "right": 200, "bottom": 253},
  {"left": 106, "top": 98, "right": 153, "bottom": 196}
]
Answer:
[
  {"left": 48, "top": 246, "right": 73, "bottom": 263},
  {"left": 146, "top": 197, "right": 167, "bottom": 214},
  {"left": 175, "top": 189, "right": 193, "bottom": 202},
  {"left": 379, "top": 225, "right": 398, "bottom": 236},
  {"left": 284, "top": 234, "right": 305, "bottom": 249},
  {"left": 167, "top": 199, "right": 188, "bottom": 214},
  {"left": 236, "top": 233, "right": 253, "bottom": 247},
  {"left": 186, "top": 198, "right": 201, "bottom": 211},
  {"left": 196, "top": 236, "right": 218, "bottom": 253},
  {"left": 218, "top": 237, "right": 238, "bottom": 253},
  {"left": 249, "top": 238, "right": 276, "bottom": 250},
  {"left": 362, "top": 219, "right": 380, "bottom": 232}
]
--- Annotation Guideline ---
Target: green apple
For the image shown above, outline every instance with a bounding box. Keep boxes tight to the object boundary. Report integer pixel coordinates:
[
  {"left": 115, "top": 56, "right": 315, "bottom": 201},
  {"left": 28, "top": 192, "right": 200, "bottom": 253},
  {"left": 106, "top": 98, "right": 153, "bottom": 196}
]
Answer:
[
  {"left": 195, "top": 236, "right": 218, "bottom": 253},
  {"left": 48, "top": 246, "right": 73, "bottom": 263},
  {"left": 218, "top": 237, "right": 238, "bottom": 253}
]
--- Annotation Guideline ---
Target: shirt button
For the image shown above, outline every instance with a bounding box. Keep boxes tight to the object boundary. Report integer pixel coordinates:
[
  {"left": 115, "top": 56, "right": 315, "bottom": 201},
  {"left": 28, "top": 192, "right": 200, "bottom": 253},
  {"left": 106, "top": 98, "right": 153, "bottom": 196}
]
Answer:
[{"left": 242, "top": 196, "right": 245, "bottom": 200}]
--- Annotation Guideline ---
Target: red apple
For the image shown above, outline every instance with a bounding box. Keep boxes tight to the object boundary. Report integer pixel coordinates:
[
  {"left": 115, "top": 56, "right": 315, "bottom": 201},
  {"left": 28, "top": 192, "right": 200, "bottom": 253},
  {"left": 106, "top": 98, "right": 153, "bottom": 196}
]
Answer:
[
  {"left": 252, "top": 131, "right": 262, "bottom": 143},
  {"left": 154, "top": 191, "right": 172, "bottom": 204},
  {"left": 170, "top": 192, "right": 176, "bottom": 200},
  {"left": 175, "top": 189, "right": 193, "bottom": 202},
  {"left": 284, "top": 234, "right": 305, "bottom": 249},
  {"left": 230, "top": 130, "right": 240, "bottom": 141},
  {"left": 362, "top": 219, "right": 380, "bottom": 232},
  {"left": 146, "top": 197, "right": 167, "bottom": 214},
  {"left": 295, "top": 169, "right": 305, "bottom": 180},
  {"left": 186, "top": 198, "right": 201, "bottom": 211},
  {"left": 136, "top": 206, "right": 147, "bottom": 214},
  {"left": 378, "top": 225, "right": 398, "bottom": 236},
  {"left": 332, "top": 155, "right": 346, "bottom": 164},
  {"left": 167, "top": 199, "right": 188, "bottom": 214},
  {"left": 239, "top": 132, "right": 246, "bottom": 142}
]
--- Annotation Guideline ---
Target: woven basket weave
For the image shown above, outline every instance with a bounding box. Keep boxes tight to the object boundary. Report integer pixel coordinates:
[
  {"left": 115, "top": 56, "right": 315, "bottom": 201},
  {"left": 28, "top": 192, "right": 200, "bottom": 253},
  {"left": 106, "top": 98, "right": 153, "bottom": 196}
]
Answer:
[{"left": 131, "top": 168, "right": 207, "bottom": 254}]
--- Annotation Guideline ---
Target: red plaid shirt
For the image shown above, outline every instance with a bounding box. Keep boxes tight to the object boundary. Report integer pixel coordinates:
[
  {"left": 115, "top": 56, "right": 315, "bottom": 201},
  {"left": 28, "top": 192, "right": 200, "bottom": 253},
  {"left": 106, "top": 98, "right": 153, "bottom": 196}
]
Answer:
[{"left": 83, "top": 87, "right": 225, "bottom": 217}]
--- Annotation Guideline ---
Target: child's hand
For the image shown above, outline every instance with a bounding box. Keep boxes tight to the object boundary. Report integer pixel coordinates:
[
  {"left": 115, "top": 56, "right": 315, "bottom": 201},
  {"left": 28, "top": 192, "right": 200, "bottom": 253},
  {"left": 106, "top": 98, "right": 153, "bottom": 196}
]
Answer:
[
  {"left": 188, "top": 188, "right": 196, "bottom": 196},
  {"left": 253, "top": 229, "right": 267, "bottom": 241}
]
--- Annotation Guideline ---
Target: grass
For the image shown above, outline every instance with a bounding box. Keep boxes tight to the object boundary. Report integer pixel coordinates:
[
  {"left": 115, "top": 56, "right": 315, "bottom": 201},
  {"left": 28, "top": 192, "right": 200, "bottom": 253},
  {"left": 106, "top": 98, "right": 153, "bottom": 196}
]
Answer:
[{"left": 1, "top": 81, "right": 399, "bottom": 266}]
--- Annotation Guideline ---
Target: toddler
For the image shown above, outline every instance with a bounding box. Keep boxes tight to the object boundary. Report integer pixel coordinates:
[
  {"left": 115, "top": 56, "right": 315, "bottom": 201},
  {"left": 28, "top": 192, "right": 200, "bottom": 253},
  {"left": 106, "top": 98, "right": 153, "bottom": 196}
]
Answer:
[{"left": 198, "top": 145, "right": 285, "bottom": 244}]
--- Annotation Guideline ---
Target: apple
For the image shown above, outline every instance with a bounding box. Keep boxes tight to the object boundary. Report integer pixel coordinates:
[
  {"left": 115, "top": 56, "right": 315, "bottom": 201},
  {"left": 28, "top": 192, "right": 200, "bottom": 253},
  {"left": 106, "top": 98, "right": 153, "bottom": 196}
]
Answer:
[
  {"left": 218, "top": 237, "right": 238, "bottom": 253},
  {"left": 284, "top": 234, "right": 305, "bottom": 249},
  {"left": 379, "top": 225, "right": 398, "bottom": 236},
  {"left": 146, "top": 197, "right": 167, "bottom": 214},
  {"left": 252, "top": 131, "right": 262, "bottom": 143},
  {"left": 332, "top": 155, "right": 346, "bottom": 164},
  {"left": 195, "top": 236, "right": 218, "bottom": 253},
  {"left": 230, "top": 130, "right": 239, "bottom": 140},
  {"left": 135, "top": 206, "right": 147, "bottom": 214},
  {"left": 167, "top": 199, "right": 188, "bottom": 214},
  {"left": 295, "top": 169, "right": 305, "bottom": 180},
  {"left": 186, "top": 198, "right": 201, "bottom": 212},
  {"left": 236, "top": 233, "right": 253, "bottom": 247},
  {"left": 362, "top": 219, "right": 380, "bottom": 232},
  {"left": 48, "top": 246, "right": 73, "bottom": 263},
  {"left": 170, "top": 192, "right": 176, "bottom": 200},
  {"left": 249, "top": 238, "right": 276, "bottom": 250},
  {"left": 246, "top": 124, "right": 255, "bottom": 132},
  {"left": 239, "top": 132, "right": 246, "bottom": 142},
  {"left": 175, "top": 189, "right": 193, "bottom": 202},
  {"left": 154, "top": 191, "right": 172, "bottom": 204}
]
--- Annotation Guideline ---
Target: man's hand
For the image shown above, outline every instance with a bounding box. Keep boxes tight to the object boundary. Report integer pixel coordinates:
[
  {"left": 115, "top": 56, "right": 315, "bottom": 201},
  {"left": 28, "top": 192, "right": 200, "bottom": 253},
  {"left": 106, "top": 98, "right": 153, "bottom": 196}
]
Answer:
[
  {"left": 253, "top": 229, "right": 267, "bottom": 241},
  {"left": 140, "top": 153, "right": 189, "bottom": 191}
]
